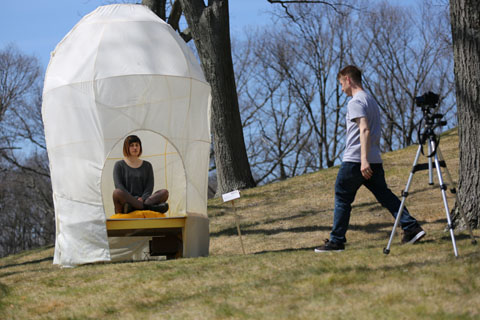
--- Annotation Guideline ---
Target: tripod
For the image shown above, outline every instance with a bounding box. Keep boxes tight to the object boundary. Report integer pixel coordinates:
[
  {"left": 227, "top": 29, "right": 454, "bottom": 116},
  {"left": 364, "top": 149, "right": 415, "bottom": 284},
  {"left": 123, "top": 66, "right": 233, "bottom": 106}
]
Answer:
[{"left": 383, "top": 124, "right": 477, "bottom": 257}]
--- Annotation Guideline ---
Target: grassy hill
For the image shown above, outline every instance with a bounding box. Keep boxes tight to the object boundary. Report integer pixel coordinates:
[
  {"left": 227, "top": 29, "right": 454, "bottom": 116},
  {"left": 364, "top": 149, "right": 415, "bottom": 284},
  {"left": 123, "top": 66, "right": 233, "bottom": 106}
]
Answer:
[{"left": 1, "top": 128, "right": 479, "bottom": 319}]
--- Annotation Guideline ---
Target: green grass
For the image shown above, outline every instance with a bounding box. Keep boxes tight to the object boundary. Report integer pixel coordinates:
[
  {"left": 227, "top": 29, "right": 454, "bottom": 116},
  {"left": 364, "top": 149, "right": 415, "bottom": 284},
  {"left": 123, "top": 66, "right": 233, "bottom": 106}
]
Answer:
[{"left": 1, "top": 128, "right": 479, "bottom": 319}]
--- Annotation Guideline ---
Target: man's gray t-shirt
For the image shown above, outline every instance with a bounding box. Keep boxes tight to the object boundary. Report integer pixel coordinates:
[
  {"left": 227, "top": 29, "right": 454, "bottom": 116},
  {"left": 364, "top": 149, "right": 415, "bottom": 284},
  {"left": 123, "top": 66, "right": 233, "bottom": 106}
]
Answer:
[
  {"left": 342, "top": 90, "right": 382, "bottom": 163},
  {"left": 113, "top": 160, "right": 154, "bottom": 200}
]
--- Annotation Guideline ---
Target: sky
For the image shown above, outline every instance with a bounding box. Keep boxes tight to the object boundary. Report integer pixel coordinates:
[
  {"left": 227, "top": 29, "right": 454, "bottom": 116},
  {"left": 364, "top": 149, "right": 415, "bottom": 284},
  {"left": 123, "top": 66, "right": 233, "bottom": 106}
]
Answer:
[
  {"left": 1, "top": 0, "right": 420, "bottom": 75},
  {"left": 0, "top": 0, "right": 274, "bottom": 74}
]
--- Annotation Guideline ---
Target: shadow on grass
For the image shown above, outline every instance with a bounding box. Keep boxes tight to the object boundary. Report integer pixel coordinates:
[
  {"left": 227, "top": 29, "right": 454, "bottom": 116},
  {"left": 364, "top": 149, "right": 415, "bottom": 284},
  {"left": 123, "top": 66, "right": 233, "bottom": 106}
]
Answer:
[
  {"left": 210, "top": 209, "right": 329, "bottom": 237},
  {"left": 262, "top": 209, "right": 324, "bottom": 224},
  {"left": 207, "top": 205, "right": 226, "bottom": 210},
  {"left": 208, "top": 210, "right": 228, "bottom": 218},
  {"left": 254, "top": 246, "right": 319, "bottom": 255},
  {"left": 0, "top": 256, "right": 53, "bottom": 270},
  {"left": 211, "top": 208, "right": 429, "bottom": 237},
  {"left": 440, "top": 233, "right": 478, "bottom": 242},
  {"left": 211, "top": 220, "right": 401, "bottom": 238},
  {"left": 240, "top": 191, "right": 268, "bottom": 199}
]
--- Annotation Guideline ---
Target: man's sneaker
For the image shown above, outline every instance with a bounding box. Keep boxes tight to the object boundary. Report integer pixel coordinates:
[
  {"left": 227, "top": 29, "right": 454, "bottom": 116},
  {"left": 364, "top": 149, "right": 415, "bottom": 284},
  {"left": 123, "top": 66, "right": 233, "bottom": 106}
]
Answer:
[
  {"left": 146, "top": 202, "right": 169, "bottom": 213},
  {"left": 314, "top": 239, "right": 345, "bottom": 252},
  {"left": 402, "top": 226, "right": 426, "bottom": 244}
]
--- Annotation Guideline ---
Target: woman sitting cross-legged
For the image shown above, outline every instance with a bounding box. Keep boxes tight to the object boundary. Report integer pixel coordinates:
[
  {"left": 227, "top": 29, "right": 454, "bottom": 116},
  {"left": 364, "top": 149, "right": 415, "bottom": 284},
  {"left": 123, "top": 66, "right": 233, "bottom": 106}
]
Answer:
[{"left": 112, "top": 135, "right": 169, "bottom": 214}]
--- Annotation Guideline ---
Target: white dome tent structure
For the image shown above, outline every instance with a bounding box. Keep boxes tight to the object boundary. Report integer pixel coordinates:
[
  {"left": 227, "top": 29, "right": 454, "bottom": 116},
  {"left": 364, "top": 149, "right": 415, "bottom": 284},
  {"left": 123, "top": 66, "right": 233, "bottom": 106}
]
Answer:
[{"left": 42, "top": 4, "right": 211, "bottom": 267}]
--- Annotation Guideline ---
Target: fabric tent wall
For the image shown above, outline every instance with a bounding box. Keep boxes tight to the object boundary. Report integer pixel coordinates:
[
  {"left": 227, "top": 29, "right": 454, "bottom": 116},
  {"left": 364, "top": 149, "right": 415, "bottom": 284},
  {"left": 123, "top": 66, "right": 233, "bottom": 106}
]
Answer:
[{"left": 42, "top": 4, "right": 211, "bottom": 267}]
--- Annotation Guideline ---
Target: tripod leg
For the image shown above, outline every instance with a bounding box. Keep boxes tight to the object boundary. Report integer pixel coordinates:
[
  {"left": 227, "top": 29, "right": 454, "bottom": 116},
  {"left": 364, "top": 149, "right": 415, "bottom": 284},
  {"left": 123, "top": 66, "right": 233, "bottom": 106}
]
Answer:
[
  {"left": 384, "top": 144, "right": 423, "bottom": 254},
  {"left": 428, "top": 143, "right": 434, "bottom": 185},
  {"left": 436, "top": 148, "right": 477, "bottom": 244},
  {"left": 432, "top": 143, "right": 459, "bottom": 257}
]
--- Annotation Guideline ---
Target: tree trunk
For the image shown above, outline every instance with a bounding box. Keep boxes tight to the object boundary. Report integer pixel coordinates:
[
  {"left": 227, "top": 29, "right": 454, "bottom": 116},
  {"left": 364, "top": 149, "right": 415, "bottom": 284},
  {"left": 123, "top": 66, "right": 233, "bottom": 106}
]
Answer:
[
  {"left": 179, "top": 0, "right": 256, "bottom": 195},
  {"left": 142, "top": 0, "right": 166, "bottom": 20},
  {"left": 449, "top": 0, "right": 480, "bottom": 228}
]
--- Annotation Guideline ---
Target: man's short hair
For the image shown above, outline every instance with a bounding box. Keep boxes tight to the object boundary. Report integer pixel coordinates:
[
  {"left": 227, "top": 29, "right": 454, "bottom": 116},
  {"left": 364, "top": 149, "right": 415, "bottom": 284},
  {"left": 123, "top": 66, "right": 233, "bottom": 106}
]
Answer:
[
  {"left": 338, "top": 65, "right": 362, "bottom": 85},
  {"left": 123, "top": 134, "right": 143, "bottom": 157}
]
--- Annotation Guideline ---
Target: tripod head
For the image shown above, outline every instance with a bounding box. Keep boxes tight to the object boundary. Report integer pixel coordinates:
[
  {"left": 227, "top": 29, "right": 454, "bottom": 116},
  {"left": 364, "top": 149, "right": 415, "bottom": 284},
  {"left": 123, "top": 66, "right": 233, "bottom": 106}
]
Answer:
[{"left": 415, "top": 92, "right": 447, "bottom": 156}]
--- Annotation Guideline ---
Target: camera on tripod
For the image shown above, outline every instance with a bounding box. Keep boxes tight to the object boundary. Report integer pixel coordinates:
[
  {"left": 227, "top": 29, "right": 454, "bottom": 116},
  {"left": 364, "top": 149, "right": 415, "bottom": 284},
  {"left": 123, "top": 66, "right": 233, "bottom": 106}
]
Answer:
[
  {"left": 415, "top": 91, "right": 447, "bottom": 128},
  {"left": 384, "top": 91, "right": 478, "bottom": 256},
  {"left": 415, "top": 91, "right": 439, "bottom": 108}
]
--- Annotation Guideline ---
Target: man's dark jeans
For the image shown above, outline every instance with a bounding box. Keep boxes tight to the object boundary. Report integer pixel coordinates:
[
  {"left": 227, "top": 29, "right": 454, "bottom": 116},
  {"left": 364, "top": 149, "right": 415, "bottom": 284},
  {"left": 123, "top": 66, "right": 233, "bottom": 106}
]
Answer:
[{"left": 330, "top": 162, "right": 419, "bottom": 244}]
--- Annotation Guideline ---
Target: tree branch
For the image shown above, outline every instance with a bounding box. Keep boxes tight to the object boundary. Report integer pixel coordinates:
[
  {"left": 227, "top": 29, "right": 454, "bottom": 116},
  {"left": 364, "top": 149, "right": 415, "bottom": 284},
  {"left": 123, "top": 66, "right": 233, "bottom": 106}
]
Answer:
[
  {"left": 0, "top": 151, "right": 50, "bottom": 178},
  {"left": 167, "top": 0, "right": 182, "bottom": 30},
  {"left": 142, "top": 0, "right": 166, "bottom": 20},
  {"left": 266, "top": 0, "right": 359, "bottom": 19}
]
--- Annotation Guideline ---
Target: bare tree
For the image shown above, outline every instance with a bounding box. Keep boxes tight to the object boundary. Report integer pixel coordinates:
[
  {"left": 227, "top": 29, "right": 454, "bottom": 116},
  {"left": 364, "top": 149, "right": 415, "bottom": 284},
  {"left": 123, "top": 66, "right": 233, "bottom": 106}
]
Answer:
[
  {"left": 265, "top": 0, "right": 456, "bottom": 152},
  {"left": 0, "top": 161, "right": 53, "bottom": 257},
  {"left": 233, "top": 33, "right": 313, "bottom": 183},
  {"left": 278, "top": 4, "right": 352, "bottom": 168},
  {"left": 449, "top": 0, "right": 480, "bottom": 228},
  {"left": 0, "top": 44, "right": 53, "bottom": 257},
  {"left": 235, "top": 3, "right": 353, "bottom": 178},
  {"left": 0, "top": 45, "right": 40, "bottom": 123},
  {"left": 355, "top": 1, "right": 456, "bottom": 151},
  {"left": 0, "top": 44, "right": 45, "bottom": 172}
]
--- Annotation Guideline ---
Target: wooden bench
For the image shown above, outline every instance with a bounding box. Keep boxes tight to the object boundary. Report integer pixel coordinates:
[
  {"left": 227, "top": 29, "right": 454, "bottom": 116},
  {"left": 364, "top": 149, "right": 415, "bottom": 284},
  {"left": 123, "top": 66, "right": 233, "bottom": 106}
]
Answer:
[{"left": 106, "top": 217, "right": 186, "bottom": 259}]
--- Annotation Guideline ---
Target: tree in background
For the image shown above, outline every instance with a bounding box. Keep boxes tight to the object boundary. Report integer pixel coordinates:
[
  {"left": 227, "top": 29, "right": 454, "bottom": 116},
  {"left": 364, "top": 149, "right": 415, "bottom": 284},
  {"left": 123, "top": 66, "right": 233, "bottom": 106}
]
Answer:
[
  {"left": 0, "top": 45, "right": 53, "bottom": 257},
  {"left": 275, "top": 4, "right": 349, "bottom": 169},
  {"left": 232, "top": 5, "right": 351, "bottom": 184},
  {"left": 0, "top": 45, "right": 41, "bottom": 151},
  {"left": 233, "top": 33, "right": 313, "bottom": 183},
  {"left": 356, "top": 1, "right": 455, "bottom": 151},
  {"left": 449, "top": 0, "right": 480, "bottom": 228},
  {"left": 0, "top": 45, "right": 48, "bottom": 179},
  {"left": 142, "top": 0, "right": 256, "bottom": 196},
  {"left": 0, "top": 162, "right": 53, "bottom": 256}
]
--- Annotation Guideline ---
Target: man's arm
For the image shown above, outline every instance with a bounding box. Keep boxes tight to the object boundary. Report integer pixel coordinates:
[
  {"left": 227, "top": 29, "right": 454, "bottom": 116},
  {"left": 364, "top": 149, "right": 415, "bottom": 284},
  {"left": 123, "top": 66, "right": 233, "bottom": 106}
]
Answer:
[{"left": 355, "top": 117, "right": 373, "bottom": 179}]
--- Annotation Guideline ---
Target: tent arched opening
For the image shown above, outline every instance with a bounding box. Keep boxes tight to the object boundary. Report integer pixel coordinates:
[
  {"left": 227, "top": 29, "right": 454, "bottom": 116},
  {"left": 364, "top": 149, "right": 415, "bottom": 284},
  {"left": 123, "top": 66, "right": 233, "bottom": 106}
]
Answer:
[{"left": 101, "top": 130, "right": 187, "bottom": 218}]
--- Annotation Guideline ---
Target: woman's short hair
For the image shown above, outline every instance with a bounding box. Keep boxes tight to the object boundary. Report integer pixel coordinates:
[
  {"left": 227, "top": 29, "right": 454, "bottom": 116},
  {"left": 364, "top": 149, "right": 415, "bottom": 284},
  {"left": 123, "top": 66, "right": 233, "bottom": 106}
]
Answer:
[{"left": 123, "top": 135, "right": 142, "bottom": 157}]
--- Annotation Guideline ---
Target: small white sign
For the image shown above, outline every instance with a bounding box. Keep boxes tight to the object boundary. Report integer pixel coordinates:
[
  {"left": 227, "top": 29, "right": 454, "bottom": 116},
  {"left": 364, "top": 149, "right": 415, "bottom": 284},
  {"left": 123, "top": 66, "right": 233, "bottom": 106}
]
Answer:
[{"left": 222, "top": 190, "right": 241, "bottom": 202}]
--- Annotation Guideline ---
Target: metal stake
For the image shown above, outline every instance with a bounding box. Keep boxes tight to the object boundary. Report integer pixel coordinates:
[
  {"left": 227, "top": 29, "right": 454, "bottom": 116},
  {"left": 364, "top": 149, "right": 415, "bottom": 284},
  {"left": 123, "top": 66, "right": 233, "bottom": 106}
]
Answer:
[{"left": 231, "top": 200, "right": 246, "bottom": 255}]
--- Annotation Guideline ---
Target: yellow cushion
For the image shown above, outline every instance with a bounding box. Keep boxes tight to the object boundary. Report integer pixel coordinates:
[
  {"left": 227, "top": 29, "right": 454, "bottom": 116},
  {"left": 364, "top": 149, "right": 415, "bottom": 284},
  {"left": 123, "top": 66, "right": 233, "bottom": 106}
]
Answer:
[{"left": 110, "top": 210, "right": 166, "bottom": 219}]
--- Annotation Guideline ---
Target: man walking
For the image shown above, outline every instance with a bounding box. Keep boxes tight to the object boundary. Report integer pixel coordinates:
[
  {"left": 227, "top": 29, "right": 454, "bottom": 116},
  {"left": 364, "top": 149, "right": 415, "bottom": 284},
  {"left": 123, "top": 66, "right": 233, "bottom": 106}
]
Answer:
[{"left": 315, "top": 65, "right": 425, "bottom": 252}]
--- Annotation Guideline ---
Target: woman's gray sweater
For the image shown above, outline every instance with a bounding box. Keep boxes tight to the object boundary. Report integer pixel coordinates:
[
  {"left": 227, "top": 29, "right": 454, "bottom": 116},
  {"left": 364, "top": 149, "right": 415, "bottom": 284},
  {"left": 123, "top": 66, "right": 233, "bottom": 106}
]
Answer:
[{"left": 113, "top": 160, "right": 154, "bottom": 200}]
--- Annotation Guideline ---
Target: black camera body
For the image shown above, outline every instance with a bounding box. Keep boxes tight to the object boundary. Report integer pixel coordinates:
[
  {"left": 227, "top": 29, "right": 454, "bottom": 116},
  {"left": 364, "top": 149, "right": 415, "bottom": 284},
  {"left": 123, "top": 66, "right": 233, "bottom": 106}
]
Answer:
[
  {"left": 415, "top": 91, "right": 447, "bottom": 148},
  {"left": 415, "top": 91, "right": 439, "bottom": 107}
]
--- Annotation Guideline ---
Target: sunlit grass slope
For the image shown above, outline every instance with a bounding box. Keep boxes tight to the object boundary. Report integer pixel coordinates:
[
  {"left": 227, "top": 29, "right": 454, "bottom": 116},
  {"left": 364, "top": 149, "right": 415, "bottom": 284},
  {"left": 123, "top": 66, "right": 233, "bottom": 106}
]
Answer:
[{"left": 1, "top": 128, "right": 479, "bottom": 319}]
